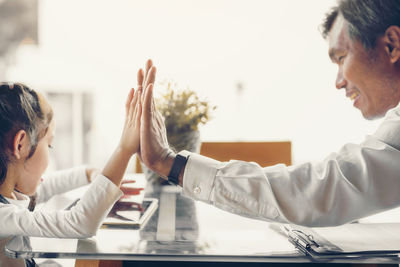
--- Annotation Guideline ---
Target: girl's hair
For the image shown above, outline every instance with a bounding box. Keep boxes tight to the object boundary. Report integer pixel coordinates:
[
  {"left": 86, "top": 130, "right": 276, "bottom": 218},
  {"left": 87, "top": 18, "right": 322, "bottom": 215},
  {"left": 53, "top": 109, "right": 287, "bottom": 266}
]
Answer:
[{"left": 0, "top": 83, "right": 53, "bottom": 185}]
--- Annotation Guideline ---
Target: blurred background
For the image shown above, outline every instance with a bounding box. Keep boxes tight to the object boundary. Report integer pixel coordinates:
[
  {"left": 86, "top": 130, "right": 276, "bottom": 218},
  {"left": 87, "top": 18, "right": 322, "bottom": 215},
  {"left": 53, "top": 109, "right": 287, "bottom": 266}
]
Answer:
[{"left": 1, "top": 0, "right": 382, "bottom": 171}]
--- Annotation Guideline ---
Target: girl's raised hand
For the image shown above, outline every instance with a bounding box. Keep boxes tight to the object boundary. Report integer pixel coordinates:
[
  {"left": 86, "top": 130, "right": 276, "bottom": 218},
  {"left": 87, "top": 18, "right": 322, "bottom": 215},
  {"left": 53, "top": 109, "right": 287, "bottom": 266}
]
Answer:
[
  {"left": 101, "top": 87, "right": 142, "bottom": 187},
  {"left": 118, "top": 88, "right": 142, "bottom": 156}
]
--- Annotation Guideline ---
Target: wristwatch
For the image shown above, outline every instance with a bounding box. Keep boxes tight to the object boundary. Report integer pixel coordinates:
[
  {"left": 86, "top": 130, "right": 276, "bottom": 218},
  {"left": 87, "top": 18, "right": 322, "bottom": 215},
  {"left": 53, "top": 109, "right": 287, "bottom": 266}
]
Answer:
[{"left": 167, "top": 151, "right": 190, "bottom": 185}]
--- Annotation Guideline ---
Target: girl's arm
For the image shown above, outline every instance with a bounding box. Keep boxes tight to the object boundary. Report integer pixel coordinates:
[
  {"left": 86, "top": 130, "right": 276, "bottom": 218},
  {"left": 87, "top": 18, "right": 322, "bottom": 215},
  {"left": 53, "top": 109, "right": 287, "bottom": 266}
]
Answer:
[
  {"left": 0, "top": 87, "right": 143, "bottom": 238},
  {"left": 101, "top": 85, "right": 143, "bottom": 188},
  {"left": 0, "top": 175, "right": 121, "bottom": 238},
  {"left": 35, "top": 166, "right": 89, "bottom": 204}
]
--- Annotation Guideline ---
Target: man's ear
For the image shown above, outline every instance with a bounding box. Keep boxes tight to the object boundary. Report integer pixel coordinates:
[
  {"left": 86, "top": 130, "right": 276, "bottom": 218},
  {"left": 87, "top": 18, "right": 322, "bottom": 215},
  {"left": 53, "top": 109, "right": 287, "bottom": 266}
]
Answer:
[
  {"left": 12, "top": 130, "right": 30, "bottom": 160},
  {"left": 384, "top": 26, "right": 400, "bottom": 64}
]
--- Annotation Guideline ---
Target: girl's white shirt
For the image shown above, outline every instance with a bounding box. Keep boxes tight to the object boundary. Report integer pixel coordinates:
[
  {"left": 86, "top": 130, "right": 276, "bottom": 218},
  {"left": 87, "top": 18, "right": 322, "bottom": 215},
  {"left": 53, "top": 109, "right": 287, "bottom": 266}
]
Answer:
[{"left": 0, "top": 166, "right": 123, "bottom": 238}]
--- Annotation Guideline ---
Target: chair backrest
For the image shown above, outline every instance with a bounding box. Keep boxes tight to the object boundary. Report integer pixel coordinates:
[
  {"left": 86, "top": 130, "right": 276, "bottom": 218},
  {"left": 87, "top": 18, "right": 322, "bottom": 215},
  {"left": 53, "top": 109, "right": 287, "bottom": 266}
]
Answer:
[
  {"left": 199, "top": 141, "right": 292, "bottom": 167},
  {"left": 135, "top": 141, "right": 291, "bottom": 173}
]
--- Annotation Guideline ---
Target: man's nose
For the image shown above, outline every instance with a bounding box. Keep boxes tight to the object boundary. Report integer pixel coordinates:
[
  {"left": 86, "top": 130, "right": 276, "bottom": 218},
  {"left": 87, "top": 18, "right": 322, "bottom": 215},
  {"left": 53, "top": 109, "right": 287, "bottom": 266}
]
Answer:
[{"left": 335, "top": 70, "right": 347, "bottom": 90}]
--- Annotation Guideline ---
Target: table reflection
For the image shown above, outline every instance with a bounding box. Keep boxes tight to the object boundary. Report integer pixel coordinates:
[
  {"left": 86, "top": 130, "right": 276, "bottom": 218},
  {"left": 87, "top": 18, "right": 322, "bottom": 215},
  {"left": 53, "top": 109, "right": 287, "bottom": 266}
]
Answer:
[
  {"left": 141, "top": 190, "right": 199, "bottom": 254},
  {"left": 5, "top": 185, "right": 306, "bottom": 263}
]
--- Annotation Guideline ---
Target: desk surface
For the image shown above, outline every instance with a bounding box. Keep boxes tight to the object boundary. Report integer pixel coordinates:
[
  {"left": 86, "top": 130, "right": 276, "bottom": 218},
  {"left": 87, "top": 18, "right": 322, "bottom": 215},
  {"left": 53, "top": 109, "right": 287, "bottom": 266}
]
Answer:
[{"left": 4, "top": 176, "right": 400, "bottom": 264}]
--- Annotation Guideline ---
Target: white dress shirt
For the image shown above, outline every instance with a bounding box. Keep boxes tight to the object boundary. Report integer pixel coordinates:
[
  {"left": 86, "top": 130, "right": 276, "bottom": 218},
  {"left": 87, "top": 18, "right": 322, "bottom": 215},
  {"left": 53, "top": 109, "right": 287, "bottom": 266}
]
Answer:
[
  {"left": 0, "top": 166, "right": 123, "bottom": 238},
  {"left": 182, "top": 104, "right": 400, "bottom": 227}
]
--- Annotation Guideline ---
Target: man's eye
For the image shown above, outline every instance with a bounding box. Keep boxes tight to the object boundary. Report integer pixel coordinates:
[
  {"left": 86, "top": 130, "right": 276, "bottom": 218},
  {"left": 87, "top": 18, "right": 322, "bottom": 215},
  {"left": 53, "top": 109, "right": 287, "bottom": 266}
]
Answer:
[
  {"left": 48, "top": 145, "right": 54, "bottom": 149},
  {"left": 338, "top": 56, "right": 345, "bottom": 64}
]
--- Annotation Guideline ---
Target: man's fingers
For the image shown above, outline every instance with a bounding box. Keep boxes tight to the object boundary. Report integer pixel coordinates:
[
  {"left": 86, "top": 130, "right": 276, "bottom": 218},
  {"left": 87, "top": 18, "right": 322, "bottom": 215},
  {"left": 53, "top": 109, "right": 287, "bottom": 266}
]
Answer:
[
  {"left": 142, "top": 83, "right": 154, "bottom": 123},
  {"left": 125, "top": 88, "right": 135, "bottom": 117},
  {"left": 135, "top": 97, "right": 142, "bottom": 125},
  {"left": 144, "top": 66, "right": 157, "bottom": 90},
  {"left": 144, "top": 59, "right": 153, "bottom": 84},
  {"left": 142, "top": 66, "right": 156, "bottom": 103},
  {"left": 155, "top": 110, "right": 163, "bottom": 128},
  {"left": 142, "top": 60, "right": 153, "bottom": 92},
  {"left": 151, "top": 92, "right": 157, "bottom": 113}
]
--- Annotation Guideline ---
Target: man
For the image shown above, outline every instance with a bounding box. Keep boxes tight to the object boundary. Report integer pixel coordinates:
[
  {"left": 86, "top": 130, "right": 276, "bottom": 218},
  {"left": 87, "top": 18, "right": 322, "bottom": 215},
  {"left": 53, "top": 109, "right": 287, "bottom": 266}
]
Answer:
[{"left": 136, "top": 0, "right": 400, "bottom": 227}]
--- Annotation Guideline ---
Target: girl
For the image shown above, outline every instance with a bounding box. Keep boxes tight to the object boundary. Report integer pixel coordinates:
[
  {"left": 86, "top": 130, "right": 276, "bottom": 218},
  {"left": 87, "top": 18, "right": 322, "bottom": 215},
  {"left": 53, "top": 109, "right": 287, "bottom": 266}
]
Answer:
[{"left": 0, "top": 82, "right": 143, "bottom": 266}]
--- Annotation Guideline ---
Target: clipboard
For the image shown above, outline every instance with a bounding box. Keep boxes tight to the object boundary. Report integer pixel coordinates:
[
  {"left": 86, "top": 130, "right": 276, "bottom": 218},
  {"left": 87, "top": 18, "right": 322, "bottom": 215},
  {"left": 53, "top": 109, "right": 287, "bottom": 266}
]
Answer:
[{"left": 281, "top": 223, "right": 400, "bottom": 259}]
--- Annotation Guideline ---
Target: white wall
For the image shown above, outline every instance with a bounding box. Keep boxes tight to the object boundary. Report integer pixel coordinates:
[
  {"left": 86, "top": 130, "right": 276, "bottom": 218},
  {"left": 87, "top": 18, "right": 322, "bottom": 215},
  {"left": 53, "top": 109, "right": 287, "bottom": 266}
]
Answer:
[{"left": 7, "top": 0, "right": 382, "bottom": 168}]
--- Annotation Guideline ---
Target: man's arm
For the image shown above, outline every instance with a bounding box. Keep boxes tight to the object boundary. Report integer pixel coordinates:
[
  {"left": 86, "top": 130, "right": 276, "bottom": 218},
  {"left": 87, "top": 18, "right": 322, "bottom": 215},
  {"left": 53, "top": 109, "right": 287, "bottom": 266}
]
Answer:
[
  {"left": 179, "top": 140, "right": 400, "bottom": 227},
  {"left": 137, "top": 60, "right": 400, "bottom": 227}
]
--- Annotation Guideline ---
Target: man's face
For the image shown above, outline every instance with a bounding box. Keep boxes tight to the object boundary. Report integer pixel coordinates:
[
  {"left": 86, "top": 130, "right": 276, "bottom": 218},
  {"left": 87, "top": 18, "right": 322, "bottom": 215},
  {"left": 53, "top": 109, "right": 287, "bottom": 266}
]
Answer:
[{"left": 328, "top": 15, "right": 399, "bottom": 119}]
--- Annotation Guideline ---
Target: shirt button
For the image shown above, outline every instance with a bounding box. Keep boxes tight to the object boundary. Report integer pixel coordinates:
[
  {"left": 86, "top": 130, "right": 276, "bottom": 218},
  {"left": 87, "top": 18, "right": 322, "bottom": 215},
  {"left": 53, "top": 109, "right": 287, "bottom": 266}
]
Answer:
[
  {"left": 193, "top": 186, "right": 201, "bottom": 194},
  {"left": 270, "top": 208, "right": 279, "bottom": 218}
]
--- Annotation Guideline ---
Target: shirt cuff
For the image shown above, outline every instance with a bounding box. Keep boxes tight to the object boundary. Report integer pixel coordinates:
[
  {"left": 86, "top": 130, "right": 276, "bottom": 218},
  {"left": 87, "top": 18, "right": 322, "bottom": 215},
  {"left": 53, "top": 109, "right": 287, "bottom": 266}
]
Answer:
[
  {"left": 74, "top": 174, "right": 123, "bottom": 235},
  {"left": 82, "top": 174, "right": 124, "bottom": 210},
  {"left": 76, "top": 165, "right": 90, "bottom": 185},
  {"left": 181, "top": 150, "right": 221, "bottom": 202},
  {"left": 89, "top": 174, "right": 123, "bottom": 198}
]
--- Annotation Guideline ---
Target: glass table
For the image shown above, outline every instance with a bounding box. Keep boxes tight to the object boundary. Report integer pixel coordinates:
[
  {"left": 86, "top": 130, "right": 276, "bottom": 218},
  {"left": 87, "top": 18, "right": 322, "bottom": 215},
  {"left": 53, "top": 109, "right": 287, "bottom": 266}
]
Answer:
[{"left": 4, "top": 181, "right": 400, "bottom": 266}]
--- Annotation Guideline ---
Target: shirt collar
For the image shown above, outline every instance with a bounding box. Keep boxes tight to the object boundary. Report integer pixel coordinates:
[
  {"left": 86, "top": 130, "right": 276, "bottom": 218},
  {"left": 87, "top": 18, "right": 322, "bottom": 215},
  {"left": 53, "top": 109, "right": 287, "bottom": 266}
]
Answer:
[{"left": 4, "top": 191, "right": 30, "bottom": 208}]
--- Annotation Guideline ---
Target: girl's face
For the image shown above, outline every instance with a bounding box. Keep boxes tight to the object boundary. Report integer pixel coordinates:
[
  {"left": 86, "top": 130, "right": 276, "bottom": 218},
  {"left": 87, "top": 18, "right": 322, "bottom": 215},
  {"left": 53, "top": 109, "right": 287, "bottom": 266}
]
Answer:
[
  {"left": 15, "top": 120, "right": 55, "bottom": 196},
  {"left": 15, "top": 96, "right": 55, "bottom": 196}
]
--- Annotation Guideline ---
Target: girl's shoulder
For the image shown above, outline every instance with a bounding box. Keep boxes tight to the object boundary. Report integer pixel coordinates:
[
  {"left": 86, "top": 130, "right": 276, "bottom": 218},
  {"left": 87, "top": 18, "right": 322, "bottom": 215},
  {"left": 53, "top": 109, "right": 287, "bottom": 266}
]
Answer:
[
  {"left": 0, "top": 194, "right": 30, "bottom": 210},
  {"left": 0, "top": 194, "right": 9, "bottom": 204}
]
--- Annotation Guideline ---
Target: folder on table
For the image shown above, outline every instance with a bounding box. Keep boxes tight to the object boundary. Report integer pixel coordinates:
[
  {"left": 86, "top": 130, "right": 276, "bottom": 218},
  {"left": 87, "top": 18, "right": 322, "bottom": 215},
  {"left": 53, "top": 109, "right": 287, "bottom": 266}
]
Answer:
[{"left": 281, "top": 223, "right": 400, "bottom": 259}]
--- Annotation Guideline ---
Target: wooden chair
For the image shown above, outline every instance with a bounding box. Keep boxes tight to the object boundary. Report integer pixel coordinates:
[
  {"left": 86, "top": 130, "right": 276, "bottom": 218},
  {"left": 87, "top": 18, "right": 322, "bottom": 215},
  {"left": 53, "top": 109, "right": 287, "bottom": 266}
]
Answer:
[
  {"left": 199, "top": 141, "right": 292, "bottom": 167},
  {"left": 136, "top": 141, "right": 291, "bottom": 172}
]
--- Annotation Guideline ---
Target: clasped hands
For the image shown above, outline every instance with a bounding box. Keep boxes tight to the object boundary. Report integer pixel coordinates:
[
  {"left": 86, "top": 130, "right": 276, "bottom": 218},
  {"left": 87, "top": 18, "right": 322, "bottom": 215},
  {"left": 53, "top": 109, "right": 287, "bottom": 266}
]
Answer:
[{"left": 121, "top": 59, "right": 176, "bottom": 183}]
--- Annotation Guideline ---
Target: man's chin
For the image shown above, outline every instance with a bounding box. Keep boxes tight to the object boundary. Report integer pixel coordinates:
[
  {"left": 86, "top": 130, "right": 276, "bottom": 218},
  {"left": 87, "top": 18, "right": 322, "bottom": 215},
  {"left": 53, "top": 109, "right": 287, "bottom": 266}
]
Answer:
[{"left": 361, "top": 109, "right": 385, "bottom": 120}]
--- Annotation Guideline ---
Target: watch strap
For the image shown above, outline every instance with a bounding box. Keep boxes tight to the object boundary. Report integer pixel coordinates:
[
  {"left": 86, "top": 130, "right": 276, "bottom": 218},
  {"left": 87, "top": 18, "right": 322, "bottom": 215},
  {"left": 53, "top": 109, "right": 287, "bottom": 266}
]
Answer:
[{"left": 168, "top": 153, "right": 189, "bottom": 185}]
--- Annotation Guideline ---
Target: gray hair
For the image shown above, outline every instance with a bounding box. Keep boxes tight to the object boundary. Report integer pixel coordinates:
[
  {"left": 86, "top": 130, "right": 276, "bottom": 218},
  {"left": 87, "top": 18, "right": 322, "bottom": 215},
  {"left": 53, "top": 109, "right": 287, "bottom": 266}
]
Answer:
[{"left": 322, "top": 0, "right": 400, "bottom": 49}]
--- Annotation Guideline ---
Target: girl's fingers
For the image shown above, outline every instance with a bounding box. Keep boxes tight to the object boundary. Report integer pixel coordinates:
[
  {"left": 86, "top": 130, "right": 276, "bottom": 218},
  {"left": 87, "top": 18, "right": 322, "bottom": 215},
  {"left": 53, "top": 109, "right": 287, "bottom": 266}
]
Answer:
[
  {"left": 137, "top": 69, "right": 144, "bottom": 90},
  {"left": 131, "top": 91, "right": 141, "bottom": 124},
  {"left": 121, "top": 180, "right": 136, "bottom": 184},
  {"left": 129, "top": 90, "right": 140, "bottom": 122},
  {"left": 121, "top": 187, "right": 144, "bottom": 195},
  {"left": 135, "top": 97, "right": 142, "bottom": 125},
  {"left": 125, "top": 88, "right": 135, "bottom": 117}
]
